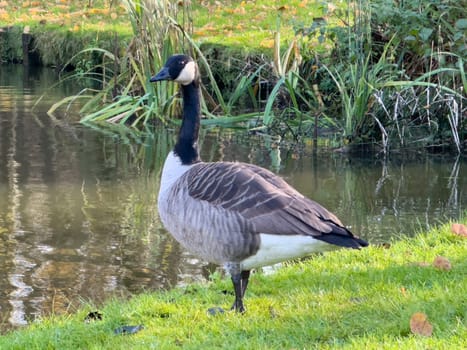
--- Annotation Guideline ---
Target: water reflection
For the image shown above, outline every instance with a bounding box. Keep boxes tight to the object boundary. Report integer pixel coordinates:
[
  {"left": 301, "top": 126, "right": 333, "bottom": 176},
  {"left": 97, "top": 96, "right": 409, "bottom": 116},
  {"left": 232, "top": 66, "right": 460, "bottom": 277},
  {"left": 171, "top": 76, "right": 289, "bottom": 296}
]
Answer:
[{"left": 0, "top": 65, "right": 465, "bottom": 332}]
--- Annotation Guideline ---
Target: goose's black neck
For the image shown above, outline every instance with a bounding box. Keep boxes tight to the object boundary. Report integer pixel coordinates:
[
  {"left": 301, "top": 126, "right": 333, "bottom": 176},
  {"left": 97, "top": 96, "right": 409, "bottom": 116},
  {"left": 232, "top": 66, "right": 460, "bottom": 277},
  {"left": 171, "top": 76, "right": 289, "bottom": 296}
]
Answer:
[{"left": 174, "top": 78, "right": 201, "bottom": 165}]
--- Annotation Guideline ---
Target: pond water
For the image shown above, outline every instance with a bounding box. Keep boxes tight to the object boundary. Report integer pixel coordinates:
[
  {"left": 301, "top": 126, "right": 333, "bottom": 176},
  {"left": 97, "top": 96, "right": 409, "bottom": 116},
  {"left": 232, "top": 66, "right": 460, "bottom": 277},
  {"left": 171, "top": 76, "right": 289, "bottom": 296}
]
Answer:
[{"left": 0, "top": 64, "right": 465, "bottom": 332}]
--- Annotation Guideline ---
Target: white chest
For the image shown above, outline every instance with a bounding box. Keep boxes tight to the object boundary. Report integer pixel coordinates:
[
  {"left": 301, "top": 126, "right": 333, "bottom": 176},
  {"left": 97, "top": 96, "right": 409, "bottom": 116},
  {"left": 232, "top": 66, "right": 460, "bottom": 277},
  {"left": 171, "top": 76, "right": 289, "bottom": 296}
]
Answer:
[{"left": 158, "top": 151, "right": 193, "bottom": 204}]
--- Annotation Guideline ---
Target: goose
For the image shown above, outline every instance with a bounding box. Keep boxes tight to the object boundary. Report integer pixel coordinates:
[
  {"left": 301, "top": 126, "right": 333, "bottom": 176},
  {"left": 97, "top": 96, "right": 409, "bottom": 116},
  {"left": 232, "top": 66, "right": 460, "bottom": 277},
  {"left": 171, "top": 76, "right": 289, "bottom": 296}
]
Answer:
[{"left": 150, "top": 54, "right": 368, "bottom": 313}]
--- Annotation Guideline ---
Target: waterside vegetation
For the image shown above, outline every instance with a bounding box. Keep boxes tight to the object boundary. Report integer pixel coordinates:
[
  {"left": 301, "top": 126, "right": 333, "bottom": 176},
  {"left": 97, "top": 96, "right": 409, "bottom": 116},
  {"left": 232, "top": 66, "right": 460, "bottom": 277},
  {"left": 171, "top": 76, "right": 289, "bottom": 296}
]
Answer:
[
  {"left": 1, "top": 0, "right": 466, "bottom": 153},
  {"left": 0, "top": 218, "right": 466, "bottom": 349}
]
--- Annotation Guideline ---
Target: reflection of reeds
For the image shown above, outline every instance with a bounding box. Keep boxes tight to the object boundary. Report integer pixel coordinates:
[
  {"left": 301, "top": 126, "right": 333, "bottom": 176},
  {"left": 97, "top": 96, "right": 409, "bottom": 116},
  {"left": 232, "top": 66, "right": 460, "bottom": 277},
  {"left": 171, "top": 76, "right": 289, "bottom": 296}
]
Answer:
[{"left": 447, "top": 156, "right": 460, "bottom": 209}]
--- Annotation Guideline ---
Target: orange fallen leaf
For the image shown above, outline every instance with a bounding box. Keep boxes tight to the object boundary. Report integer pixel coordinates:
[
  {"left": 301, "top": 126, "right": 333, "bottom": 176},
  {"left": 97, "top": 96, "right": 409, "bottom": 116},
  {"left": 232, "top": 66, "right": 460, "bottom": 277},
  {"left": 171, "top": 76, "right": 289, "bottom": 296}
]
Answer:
[
  {"left": 56, "top": 5, "right": 69, "bottom": 11},
  {"left": 451, "top": 223, "right": 467, "bottom": 237},
  {"left": 433, "top": 256, "right": 451, "bottom": 271},
  {"left": 260, "top": 38, "right": 274, "bottom": 48},
  {"left": 193, "top": 30, "right": 207, "bottom": 36},
  {"left": 410, "top": 312, "right": 433, "bottom": 337},
  {"left": 0, "top": 10, "right": 8, "bottom": 21}
]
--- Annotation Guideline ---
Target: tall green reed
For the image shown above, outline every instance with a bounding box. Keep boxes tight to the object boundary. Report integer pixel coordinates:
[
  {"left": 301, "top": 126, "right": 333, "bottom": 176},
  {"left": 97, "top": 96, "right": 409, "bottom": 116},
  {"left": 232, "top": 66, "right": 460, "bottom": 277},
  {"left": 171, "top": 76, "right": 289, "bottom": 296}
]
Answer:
[{"left": 259, "top": 23, "right": 334, "bottom": 141}]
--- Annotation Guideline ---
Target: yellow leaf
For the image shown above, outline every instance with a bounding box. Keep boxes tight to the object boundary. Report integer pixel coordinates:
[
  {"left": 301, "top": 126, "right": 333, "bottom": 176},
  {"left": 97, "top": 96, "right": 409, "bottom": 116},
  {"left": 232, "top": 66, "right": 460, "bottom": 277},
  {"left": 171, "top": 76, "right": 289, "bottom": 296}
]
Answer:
[
  {"left": 260, "top": 38, "right": 274, "bottom": 49},
  {"left": 0, "top": 10, "right": 8, "bottom": 21}
]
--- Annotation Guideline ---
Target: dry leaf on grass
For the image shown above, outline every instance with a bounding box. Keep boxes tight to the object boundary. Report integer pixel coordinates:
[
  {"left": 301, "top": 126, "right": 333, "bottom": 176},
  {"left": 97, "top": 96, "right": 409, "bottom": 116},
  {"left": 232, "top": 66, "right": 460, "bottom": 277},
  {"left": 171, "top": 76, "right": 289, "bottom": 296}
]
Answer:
[
  {"left": 451, "top": 223, "right": 467, "bottom": 237},
  {"left": 410, "top": 312, "right": 433, "bottom": 337},
  {"left": 433, "top": 256, "right": 451, "bottom": 271}
]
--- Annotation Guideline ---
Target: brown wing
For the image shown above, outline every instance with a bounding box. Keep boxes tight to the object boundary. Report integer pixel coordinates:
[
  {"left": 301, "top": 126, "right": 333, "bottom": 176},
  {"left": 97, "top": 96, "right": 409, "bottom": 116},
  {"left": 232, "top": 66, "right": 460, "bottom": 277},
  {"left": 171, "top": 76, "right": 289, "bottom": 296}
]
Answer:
[{"left": 185, "top": 161, "right": 348, "bottom": 238}]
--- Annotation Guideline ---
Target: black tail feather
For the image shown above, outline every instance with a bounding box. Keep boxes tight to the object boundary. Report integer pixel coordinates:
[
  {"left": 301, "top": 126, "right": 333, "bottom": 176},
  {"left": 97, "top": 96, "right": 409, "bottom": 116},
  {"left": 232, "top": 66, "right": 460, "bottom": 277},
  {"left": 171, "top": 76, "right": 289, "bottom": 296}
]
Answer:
[
  {"left": 316, "top": 234, "right": 368, "bottom": 249},
  {"left": 314, "top": 222, "right": 369, "bottom": 249}
]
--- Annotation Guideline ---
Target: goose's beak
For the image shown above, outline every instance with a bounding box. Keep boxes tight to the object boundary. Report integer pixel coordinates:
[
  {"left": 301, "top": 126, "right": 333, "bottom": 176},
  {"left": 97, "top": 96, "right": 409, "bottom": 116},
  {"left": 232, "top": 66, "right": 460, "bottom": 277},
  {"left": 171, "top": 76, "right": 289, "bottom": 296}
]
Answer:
[{"left": 150, "top": 67, "right": 171, "bottom": 82}]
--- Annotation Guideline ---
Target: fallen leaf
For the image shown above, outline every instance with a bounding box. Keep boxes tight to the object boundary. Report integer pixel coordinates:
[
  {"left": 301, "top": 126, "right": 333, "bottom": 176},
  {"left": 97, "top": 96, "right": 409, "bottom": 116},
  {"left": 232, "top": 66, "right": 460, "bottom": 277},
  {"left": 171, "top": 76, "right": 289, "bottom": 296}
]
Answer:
[
  {"left": 0, "top": 10, "right": 9, "bottom": 21},
  {"left": 410, "top": 312, "right": 433, "bottom": 337},
  {"left": 433, "top": 256, "right": 451, "bottom": 271},
  {"left": 260, "top": 38, "right": 274, "bottom": 48},
  {"left": 451, "top": 223, "right": 467, "bottom": 237}
]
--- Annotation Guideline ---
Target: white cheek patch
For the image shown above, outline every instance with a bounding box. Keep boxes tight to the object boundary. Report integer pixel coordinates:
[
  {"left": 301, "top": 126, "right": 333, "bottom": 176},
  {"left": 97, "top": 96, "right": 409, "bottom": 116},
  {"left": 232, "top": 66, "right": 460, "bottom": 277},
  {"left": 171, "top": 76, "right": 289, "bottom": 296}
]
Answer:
[{"left": 175, "top": 61, "right": 196, "bottom": 85}]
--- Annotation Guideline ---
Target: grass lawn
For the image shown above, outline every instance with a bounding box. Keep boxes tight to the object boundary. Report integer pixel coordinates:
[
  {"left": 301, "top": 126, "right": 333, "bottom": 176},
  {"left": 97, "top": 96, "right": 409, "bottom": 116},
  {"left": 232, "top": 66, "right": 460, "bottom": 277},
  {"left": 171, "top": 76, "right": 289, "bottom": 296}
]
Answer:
[
  {"left": 0, "top": 218, "right": 465, "bottom": 349},
  {"left": 0, "top": 0, "right": 333, "bottom": 52}
]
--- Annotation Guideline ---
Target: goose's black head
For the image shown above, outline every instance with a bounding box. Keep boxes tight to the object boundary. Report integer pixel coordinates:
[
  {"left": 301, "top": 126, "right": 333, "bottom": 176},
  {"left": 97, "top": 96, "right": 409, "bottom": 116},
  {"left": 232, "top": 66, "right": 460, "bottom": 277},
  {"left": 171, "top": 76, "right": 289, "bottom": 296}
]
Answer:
[{"left": 150, "top": 54, "right": 198, "bottom": 86}]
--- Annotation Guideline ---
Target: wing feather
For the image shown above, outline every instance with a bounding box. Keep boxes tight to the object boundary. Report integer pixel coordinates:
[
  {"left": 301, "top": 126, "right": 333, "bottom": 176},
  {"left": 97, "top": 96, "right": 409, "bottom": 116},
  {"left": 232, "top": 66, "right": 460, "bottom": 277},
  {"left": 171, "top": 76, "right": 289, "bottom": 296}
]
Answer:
[{"left": 185, "top": 162, "right": 351, "bottom": 239}]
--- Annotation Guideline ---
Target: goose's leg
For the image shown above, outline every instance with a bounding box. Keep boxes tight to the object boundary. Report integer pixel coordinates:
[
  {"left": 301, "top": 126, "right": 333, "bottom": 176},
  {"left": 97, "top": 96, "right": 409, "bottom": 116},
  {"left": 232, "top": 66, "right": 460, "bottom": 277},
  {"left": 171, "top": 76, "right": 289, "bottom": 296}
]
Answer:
[
  {"left": 226, "top": 263, "right": 249, "bottom": 313},
  {"left": 240, "top": 270, "right": 250, "bottom": 298},
  {"left": 230, "top": 270, "right": 251, "bottom": 313},
  {"left": 231, "top": 272, "right": 246, "bottom": 313}
]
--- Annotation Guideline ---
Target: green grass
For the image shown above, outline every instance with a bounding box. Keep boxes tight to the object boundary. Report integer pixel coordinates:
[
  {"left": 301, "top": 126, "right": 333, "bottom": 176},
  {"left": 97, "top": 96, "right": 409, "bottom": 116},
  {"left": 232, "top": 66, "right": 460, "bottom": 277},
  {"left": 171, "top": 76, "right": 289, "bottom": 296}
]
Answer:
[
  {"left": 0, "top": 1, "right": 132, "bottom": 36},
  {"left": 190, "top": 0, "right": 327, "bottom": 50},
  {"left": 1, "top": 218, "right": 466, "bottom": 349},
  {"left": 0, "top": 0, "right": 330, "bottom": 52}
]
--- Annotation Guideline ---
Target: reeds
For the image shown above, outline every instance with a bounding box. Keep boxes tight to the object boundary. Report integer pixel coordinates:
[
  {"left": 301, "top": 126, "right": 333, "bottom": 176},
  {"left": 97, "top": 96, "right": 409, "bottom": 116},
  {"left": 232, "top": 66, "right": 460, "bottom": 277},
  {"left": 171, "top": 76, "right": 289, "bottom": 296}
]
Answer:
[{"left": 48, "top": 0, "right": 189, "bottom": 126}]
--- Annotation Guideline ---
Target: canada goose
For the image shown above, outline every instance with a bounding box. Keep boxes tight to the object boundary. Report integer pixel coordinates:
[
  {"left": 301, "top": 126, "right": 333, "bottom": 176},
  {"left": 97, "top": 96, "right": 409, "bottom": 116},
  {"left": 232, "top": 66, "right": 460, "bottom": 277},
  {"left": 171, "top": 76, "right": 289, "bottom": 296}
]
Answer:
[{"left": 150, "top": 54, "right": 368, "bottom": 313}]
